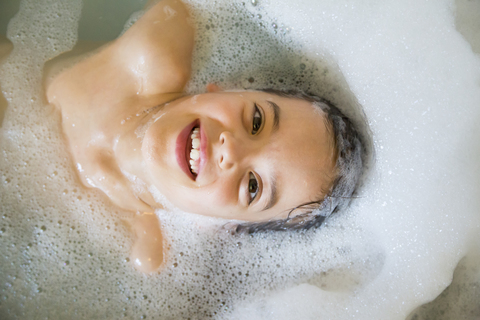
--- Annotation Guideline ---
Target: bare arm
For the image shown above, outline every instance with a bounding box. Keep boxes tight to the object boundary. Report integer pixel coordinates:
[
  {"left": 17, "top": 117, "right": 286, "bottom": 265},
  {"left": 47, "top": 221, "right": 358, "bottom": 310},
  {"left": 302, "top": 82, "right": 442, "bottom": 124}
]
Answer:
[
  {"left": 129, "top": 212, "right": 165, "bottom": 273},
  {"left": 47, "top": 0, "right": 194, "bottom": 110},
  {"left": 111, "top": 0, "right": 195, "bottom": 97}
]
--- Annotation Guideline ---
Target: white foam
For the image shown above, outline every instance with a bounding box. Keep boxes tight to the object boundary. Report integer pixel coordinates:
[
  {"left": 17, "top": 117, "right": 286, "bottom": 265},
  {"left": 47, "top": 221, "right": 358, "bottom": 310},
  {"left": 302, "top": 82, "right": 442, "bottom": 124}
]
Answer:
[{"left": 0, "top": 0, "right": 479, "bottom": 319}]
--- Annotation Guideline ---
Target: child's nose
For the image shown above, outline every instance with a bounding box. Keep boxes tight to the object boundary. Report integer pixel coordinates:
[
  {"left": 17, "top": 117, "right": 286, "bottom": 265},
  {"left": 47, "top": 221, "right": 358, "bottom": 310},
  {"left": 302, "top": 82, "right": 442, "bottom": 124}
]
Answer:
[{"left": 217, "top": 131, "right": 242, "bottom": 170}]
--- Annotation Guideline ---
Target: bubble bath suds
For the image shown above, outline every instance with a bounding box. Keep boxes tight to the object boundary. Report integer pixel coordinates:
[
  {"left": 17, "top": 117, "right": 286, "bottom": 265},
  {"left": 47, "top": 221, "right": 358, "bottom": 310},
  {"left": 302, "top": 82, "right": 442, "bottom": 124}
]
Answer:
[{"left": 0, "top": 0, "right": 479, "bottom": 319}]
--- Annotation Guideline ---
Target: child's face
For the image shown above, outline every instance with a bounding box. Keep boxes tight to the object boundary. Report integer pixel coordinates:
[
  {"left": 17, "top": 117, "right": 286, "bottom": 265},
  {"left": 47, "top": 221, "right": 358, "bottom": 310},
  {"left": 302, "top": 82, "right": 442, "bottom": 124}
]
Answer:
[{"left": 142, "top": 91, "right": 336, "bottom": 222}]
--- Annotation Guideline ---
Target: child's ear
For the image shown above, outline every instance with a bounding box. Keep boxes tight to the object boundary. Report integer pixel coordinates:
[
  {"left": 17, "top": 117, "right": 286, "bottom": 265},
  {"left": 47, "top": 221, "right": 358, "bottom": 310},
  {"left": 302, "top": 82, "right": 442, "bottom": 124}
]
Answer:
[{"left": 206, "top": 83, "right": 223, "bottom": 93}]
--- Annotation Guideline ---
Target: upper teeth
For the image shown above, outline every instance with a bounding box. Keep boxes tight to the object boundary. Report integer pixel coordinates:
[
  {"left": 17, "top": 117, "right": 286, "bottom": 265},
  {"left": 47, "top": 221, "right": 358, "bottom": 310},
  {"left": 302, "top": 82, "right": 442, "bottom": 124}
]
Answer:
[{"left": 189, "top": 127, "right": 200, "bottom": 174}]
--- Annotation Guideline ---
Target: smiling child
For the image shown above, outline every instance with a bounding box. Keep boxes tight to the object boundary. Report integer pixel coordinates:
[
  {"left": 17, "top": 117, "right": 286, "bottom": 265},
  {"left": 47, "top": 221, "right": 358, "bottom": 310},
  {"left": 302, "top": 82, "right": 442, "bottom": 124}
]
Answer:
[{"left": 46, "top": 0, "right": 364, "bottom": 272}]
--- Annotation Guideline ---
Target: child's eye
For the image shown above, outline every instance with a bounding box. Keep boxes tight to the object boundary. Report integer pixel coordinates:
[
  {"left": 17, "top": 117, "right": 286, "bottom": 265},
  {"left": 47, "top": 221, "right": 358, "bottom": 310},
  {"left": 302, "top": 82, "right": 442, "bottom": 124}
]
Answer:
[
  {"left": 248, "top": 172, "right": 259, "bottom": 204},
  {"left": 252, "top": 103, "right": 262, "bottom": 135}
]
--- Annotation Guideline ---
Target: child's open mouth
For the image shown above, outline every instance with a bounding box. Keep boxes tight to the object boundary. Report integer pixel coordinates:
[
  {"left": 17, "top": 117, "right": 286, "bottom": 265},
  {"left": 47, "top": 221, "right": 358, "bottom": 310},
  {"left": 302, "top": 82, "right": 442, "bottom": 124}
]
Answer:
[{"left": 176, "top": 120, "right": 200, "bottom": 181}]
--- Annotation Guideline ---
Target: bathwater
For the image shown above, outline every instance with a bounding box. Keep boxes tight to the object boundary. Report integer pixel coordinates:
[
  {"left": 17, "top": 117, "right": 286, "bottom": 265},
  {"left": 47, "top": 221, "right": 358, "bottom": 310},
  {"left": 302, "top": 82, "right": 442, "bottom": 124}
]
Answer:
[{"left": 0, "top": 0, "right": 479, "bottom": 319}]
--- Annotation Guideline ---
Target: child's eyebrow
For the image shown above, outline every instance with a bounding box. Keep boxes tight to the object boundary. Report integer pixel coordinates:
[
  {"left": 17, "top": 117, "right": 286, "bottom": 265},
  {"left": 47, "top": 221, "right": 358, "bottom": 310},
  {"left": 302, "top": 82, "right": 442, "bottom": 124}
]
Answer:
[
  {"left": 262, "top": 173, "right": 278, "bottom": 212},
  {"left": 266, "top": 101, "right": 281, "bottom": 133}
]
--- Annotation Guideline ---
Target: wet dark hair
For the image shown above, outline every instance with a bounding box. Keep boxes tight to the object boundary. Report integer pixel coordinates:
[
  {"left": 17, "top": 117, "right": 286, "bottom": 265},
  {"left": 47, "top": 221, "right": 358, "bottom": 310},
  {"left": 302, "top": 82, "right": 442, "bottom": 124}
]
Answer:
[{"left": 231, "top": 89, "right": 365, "bottom": 234}]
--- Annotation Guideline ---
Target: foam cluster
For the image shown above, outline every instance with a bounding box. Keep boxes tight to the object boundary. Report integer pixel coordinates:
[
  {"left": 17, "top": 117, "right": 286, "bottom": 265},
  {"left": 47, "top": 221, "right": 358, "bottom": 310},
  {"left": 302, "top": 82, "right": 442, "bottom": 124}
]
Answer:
[{"left": 0, "top": 0, "right": 479, "bottom": 319}]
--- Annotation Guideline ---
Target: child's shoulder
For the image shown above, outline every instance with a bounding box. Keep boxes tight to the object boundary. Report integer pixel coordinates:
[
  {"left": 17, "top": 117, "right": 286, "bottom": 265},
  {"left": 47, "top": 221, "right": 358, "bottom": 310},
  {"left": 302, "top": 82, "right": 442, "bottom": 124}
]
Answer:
[
  {"left": 47, "top": 0, "right": 194, "bottom": 111},
  {"left": 113, "top": 0, "right": 194, "bottom": 95}
]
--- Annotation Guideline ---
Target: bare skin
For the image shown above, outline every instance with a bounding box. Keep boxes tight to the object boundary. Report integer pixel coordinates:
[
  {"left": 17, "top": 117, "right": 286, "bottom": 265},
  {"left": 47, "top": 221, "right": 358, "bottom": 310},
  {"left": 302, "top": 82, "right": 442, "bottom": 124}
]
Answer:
[
  {"left": 47, "top": 0, "right": 194, "bottom": 213},
  {"left": 46, "top": 0, "right": 337, "bottom": 273},
  {"left": 47, "top": 0, "right": 193, "bottom": 273}
]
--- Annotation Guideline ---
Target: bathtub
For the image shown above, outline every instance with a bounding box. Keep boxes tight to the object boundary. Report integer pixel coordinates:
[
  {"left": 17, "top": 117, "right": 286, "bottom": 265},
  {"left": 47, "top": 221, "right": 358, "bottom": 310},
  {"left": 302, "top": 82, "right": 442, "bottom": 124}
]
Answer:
[{"left": 0, "top": 0, "right": 479, "bottom": 319}]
